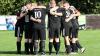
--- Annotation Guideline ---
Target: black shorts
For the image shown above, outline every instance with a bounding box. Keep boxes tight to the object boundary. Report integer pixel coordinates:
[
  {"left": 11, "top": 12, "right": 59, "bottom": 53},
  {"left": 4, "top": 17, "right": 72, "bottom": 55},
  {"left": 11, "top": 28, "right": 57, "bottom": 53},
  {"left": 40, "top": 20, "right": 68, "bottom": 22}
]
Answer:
[
  {"left": 63, "top": 26, "right": 72, "bottom": 37},
  {"left": 24, "top": 23, "right": 33, "bottom": 39},
  {"left": 49, "top": 27, "right": 60, "bottom": 38},
  {"left": 33, "top": 28, "right": 46, "bottom": 40},
  {"left": 72, "top": 27, "right": 79, "bottom": 38},
  {"left": 15, "top": 24, "right": 24, "bottom": 37}
]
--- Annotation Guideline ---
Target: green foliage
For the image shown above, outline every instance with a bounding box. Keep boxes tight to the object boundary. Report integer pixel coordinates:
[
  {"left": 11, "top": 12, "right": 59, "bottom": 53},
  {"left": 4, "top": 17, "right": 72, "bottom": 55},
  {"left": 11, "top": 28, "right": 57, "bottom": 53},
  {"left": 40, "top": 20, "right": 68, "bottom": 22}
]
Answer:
[
  {"left": 68, "top": 0, "right": 100, "bottom": 14},
  {"left": 0, "top": 0, "right": 100, "bottom": 15}
]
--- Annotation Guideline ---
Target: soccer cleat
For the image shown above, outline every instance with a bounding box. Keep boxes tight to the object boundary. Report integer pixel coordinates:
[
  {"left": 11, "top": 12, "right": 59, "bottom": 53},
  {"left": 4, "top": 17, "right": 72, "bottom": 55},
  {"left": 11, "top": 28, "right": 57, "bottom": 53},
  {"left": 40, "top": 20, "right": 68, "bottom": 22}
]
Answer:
[
  {"left": 49, "top": 52, "right": 52, "bottom": 55},
  {"left": 30, "top": 51, "right": 33, "bottom": 54},
  {"left": 70, "top": 52, "right": 77, "bottom": 55},
  {"left": 56, "top": 51, "right": 59, "bottom": 55},
  {"left": 80, "top": 48, "right": 86, "bottom": 53},
  {"left": 33, "top": 51, "right": 38, "bottom": 55},
  {"left": 41, "top": 52, "right": 45, "bottom": 55},
  {"left": 39, "top": 49, "right": 42, "bottom": 53}
]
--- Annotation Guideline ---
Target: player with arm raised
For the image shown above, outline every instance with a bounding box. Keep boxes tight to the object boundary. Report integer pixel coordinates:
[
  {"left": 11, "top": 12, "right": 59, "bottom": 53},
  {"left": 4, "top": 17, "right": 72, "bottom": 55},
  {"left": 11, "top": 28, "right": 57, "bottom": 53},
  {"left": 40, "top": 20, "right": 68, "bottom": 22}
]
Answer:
[
  {"left": 23, "top": 2, "right": 34, "bottom": 54},
  {"left": 15, "top": 8, "right": 26, "bottom": 54},
  {"left": 48, "top": 0, "right": 63, "bottom": 55}
]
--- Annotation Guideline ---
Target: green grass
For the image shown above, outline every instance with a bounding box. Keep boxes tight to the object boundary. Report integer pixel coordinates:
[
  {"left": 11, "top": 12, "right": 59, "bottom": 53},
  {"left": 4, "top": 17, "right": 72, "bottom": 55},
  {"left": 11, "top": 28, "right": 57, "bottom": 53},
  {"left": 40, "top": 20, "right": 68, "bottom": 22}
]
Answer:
[{"left": 0, "top": 30, "right": 100, "bottom": 56}]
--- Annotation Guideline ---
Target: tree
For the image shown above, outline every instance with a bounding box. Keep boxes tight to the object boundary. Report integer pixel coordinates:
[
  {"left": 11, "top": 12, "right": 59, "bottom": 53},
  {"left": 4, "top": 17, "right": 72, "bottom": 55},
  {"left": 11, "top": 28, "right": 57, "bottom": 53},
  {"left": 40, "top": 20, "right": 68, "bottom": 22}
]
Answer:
[{"left": 0, "top": 0, "right": 100, "bottom": 15}]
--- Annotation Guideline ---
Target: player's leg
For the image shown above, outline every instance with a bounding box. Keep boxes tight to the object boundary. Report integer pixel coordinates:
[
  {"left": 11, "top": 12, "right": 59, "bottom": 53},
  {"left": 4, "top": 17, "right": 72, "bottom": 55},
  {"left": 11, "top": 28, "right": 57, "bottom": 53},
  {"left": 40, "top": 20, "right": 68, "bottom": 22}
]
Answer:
[
  {"left": 39, "top": 28, "right": 46, "bottom": 55},
  {"left": 75, "top": 29, "right": 85, "bottom": 53},
  {"left": 24, "top": 27, "right": 30, "bottom": 54},
  {"left": 54, "top": 28, "right": 60, "bottom": 54},
  {"left": 64, "top": 27, "right": 71, "bottom": 54},
  {"left": 33, "top": 29, "right": 39, "bottom": 55},
  {"left": 71, "top": 28, "right": 78, "bottom": 53},
  {"left": 15, "top": 25, "right": 23, "bottom": 54},
  {"left": 24, "top": 39, "right": 29, "bottom": 54},
  {"left": 48, "top": 28, "right": 54, "bottom": 55},
  {"left": 28, "top": 26, "right": 33, "bottom": 54},
  {"left": 29, "top": 38, "right": 33, "bottom": 54}
]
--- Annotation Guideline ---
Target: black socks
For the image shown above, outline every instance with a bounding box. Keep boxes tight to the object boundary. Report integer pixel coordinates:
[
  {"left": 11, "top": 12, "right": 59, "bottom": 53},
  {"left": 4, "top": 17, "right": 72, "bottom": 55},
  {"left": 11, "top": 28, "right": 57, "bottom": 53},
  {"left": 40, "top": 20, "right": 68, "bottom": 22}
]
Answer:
[
  {"left": 49, "top": 42, "right": 53, "bottom": 54},
  {"left": 55, "top": 42, "right": 60, "bottom": 54},
  {"left": 25, "top": 43, "right": 29, "bottom": 54},
  {"left": 65, "top": 45, "right": 71, "bottom": 54},
  {"left": 34, "top": 41, "right": 38, "bottom": 55},
  {"left": 72, "top": 43, "right": 78, "bottom": 52},
  {"left": 76, "top": 41, "right": 82, "bottom": 49},
  {"left": 17, "top": 42, "right": 21, "bottom": 54},
  {"left": 29, "top": 43, "right": 33, "bottom": 54}
]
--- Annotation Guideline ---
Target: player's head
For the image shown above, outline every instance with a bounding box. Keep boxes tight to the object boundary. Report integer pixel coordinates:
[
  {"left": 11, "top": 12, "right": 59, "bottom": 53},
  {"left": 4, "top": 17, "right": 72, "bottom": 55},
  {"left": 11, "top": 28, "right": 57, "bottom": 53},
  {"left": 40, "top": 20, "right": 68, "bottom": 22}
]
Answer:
[
  {"left": 58, "top": 0, "right": 66, "bottom": 7},
  {"left": 37, "top": 1, "right": 44, "bottom": 6},
  {"left": 25, "top": 2, "right": 32, "bottom": 10},
  {"left": 31, "top": 3, "right": 37, "bottom": 10},
  {"left": 50, "top": 0, "right": 57, "bottom": 7},
  {"left": 63, "top": 1, "right": 70, "bottom": 10}
]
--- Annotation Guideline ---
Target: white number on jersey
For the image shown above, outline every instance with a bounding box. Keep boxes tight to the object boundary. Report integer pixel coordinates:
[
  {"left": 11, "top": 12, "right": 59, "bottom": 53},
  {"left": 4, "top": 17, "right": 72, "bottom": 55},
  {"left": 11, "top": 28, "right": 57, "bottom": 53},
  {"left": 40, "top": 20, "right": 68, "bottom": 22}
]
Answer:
[{"left": 34, "top": 11, "right": 42, "bottom": 19}]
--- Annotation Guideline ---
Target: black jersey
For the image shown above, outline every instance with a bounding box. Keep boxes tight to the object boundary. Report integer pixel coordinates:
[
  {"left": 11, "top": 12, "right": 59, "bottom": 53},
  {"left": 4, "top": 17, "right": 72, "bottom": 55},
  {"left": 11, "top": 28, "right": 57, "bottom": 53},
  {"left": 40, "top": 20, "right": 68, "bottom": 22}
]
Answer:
[
  {"left": 16, "top": 13, "right": 25, "bottom": 26},
  {"left": 31, "top": 8, "right": 46, "bottom": 29},
  {"left": 48, "top": 7, "right": 62, "bottom": 28},
  {"left": 71, "top": 16, "right": 79, "bottom": 28},
  {"left": 62, "top": 8, "right": 73, "bottom": 27},
  {"left": 24, "top": 10, "right": 32, "bottom": 24}
]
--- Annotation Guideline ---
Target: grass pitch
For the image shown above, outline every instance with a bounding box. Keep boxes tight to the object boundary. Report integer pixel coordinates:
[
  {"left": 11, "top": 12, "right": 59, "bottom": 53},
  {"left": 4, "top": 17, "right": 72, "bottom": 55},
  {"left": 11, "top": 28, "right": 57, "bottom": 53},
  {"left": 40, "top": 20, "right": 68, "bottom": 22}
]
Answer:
[{"left": 0, "top": 29, "right": 100, "bottom": 56}]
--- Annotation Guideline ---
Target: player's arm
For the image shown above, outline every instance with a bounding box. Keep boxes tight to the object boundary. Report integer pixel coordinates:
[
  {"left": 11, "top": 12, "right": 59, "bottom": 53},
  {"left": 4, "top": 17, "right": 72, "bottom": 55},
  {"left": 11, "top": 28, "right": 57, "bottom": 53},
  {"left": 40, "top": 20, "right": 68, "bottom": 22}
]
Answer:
[
  {"left": 16, "top": 16, "right": 20, "bottom": 20},
  {"left": 20, "top": 6, "right": 28, "bottom": 18},
  {"left": 70, "top": 6, "right": 80, "bottom": 17},
  {"left": 16, "top": 12, "right": 27, "bottom": 20},
  {"left": 30, "top": 16, "right": 38, "bottom": 22},
  {"left": 50, "top": 7, "right": 63, "bottom": 16},
  {"left": 54, "top": 12, "right": 63, "bottom": 16},
  {"left": 74, "top": 10, "right": 80, "bottom": 16},
  {"left": 65, "top": 14, "right": 75, "bottom": 22},
  {"left": 20, "top": 12, "right": 27, "bottom": 17},
  {"left": 50, "top": 6, "right": 58, "bottom": 15},
  {"left": 65, "top": 9, "right": 81, "bottom": 22},
  {"left": 31, "top": 16, "right": 41, "bottom": 23}
]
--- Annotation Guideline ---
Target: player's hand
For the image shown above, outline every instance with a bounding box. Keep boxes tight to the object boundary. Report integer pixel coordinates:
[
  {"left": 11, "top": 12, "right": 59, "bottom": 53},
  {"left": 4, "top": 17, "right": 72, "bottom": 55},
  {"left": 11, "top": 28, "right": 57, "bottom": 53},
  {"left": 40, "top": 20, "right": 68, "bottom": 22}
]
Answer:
[
  {"left": 50, "top": 6, "right": 58, "bottom": 15},
  {"left": 51, "top": 11, "right": 56, "bottom": 15},
  {"left": 65, "top": 19, "right": 70, "bottom": 22},
  {"left": 71, "top": 14, "right": 76, "bottom": 19},
  {"left": 37, "top": 19, "right": 41, "bottom": 23}
]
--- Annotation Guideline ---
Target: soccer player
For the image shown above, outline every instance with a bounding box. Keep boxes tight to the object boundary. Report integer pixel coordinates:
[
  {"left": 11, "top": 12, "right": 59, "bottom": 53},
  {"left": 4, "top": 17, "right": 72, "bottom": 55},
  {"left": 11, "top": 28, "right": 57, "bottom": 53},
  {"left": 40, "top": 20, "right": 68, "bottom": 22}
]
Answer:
[
  {"left": 31, "top": 1, "right": 46, "bottom": 55},
  {"left": 69, "top": 6, "right": 85, "bottom": 53},
  {"left": 15, "top": 9, "right": 25, "bottom": 54},
  {"left": 62, "top": 1, "right": 77, "bottom": 54},
  {"left": 48, "top": 0, "right": 63, "bottom": 55},
  {"left": 23, "top": 2, "right": 33, "bottom": 54}
]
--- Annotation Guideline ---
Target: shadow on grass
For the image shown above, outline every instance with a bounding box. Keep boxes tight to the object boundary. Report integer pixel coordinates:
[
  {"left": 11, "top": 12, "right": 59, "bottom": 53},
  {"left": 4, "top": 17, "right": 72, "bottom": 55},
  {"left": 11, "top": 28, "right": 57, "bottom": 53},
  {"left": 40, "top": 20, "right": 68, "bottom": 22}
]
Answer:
[
  {"left": 0, "top": 51, "right": 23, "bottom": 54},
  {"left": 0, "top": 51, "right": 66, "bottom": 55}
]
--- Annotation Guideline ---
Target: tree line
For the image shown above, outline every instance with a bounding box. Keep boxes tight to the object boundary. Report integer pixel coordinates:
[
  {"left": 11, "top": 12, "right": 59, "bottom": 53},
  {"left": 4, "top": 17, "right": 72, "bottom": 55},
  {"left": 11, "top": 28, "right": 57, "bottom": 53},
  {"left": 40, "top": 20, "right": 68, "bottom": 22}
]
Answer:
[{"left": 0, "top": 0, "right": 100, "bottom": 15}]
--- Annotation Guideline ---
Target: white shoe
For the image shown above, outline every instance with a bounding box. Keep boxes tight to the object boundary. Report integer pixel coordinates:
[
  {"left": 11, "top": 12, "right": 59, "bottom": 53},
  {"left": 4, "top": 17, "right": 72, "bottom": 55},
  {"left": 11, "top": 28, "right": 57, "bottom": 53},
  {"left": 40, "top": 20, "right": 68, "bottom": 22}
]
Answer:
[
  {"left": 80, "top": 48, "right": 86, "bottom": 53},
  {"left": 70, "top": 52, "right": 77, "bottom": 54}
]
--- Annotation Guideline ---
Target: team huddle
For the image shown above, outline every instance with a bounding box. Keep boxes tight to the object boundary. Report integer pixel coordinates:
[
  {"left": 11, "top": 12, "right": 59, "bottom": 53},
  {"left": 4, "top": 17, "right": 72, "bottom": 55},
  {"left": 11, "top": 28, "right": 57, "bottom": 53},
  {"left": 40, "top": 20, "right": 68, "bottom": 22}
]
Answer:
[{"left": 15, "top": 0, "right": 85, "bottom": 55}]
